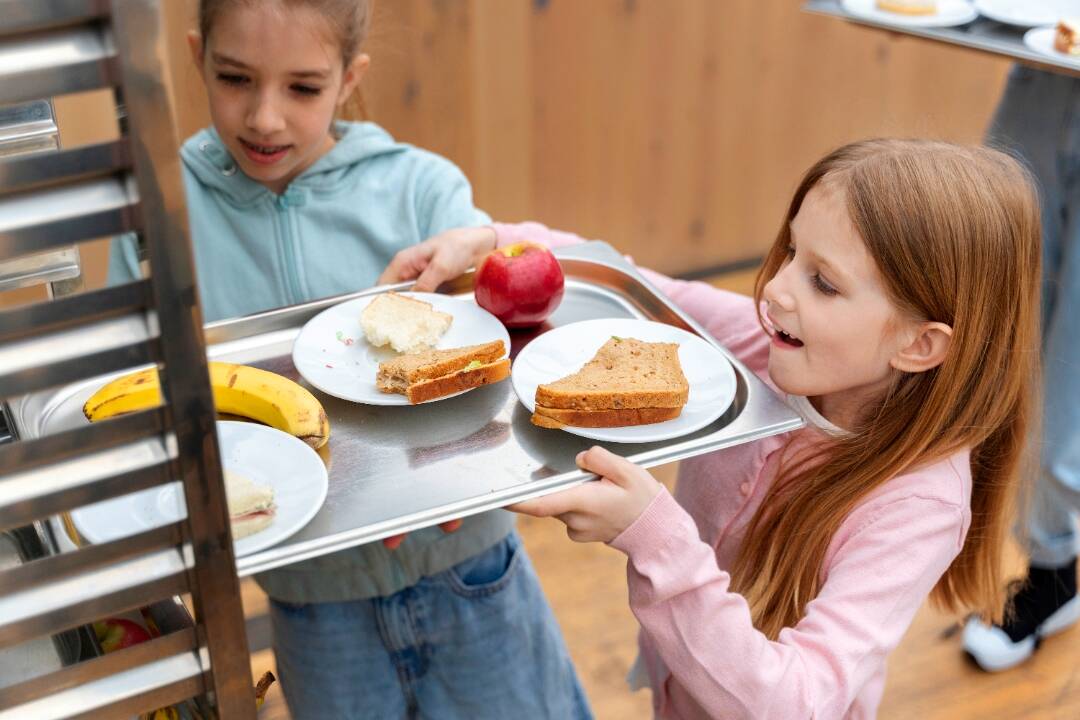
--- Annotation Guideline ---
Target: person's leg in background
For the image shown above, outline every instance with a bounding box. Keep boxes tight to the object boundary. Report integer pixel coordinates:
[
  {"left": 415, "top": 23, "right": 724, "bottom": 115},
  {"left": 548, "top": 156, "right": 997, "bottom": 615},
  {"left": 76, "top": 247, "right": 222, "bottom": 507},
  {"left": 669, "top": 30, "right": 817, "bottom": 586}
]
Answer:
[{"left": 964, "top": 65, "right": 1080, "bottom": 672}]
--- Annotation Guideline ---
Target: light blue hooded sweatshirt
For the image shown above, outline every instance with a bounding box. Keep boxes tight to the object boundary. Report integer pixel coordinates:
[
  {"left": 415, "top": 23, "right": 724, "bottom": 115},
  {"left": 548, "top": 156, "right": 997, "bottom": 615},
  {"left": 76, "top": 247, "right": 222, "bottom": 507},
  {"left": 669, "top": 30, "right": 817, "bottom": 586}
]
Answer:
[{"left": 109, "top": 121, "right": 515, "bottom": 602}]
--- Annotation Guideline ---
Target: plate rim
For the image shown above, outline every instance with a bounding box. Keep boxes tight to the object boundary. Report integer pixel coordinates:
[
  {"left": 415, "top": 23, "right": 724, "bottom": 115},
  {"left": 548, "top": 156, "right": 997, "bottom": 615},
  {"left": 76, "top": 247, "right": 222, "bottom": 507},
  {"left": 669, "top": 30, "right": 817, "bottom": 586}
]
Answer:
[
  {"left": 70, "top": 420, "right": 329, "bottom": 557},
  {"left": 291, "top": 291, "right": 511, "bottom": 406},
  {"left": 841, "top": 0, "right": 979, "bottom": 27},
  {"left": 1023, "top": 25, "right": 1080, "bottom": 66},
  {"left": 510, "top": 318, "right": 737, "bottom": 443}
]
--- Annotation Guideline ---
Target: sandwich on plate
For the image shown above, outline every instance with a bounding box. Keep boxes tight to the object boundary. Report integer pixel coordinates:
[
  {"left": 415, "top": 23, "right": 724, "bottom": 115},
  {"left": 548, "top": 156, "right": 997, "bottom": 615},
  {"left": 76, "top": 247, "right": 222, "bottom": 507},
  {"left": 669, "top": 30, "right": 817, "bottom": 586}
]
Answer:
[
  {"left": 376, "top": 340, "right": 511, "bottom": 404},
  {"left": 360, "top": 292, "right": 452, "bottom": 354},
  {"left": 1055, "top": 18, "right": 1080, "bottom": 56},
  {"left": 532, "top": 336, "right": 689, "bottom": 428},
  {"left": 225, "top": 469, "right": 276, "bottom": 540}
]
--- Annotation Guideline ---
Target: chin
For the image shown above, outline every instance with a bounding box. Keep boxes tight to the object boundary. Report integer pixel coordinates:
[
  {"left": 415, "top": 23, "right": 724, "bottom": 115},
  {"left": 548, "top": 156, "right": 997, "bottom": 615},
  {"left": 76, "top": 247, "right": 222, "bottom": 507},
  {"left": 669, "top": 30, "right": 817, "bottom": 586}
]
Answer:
[{"left": 766, "top": 356, "right": 813, "bottom": 397}]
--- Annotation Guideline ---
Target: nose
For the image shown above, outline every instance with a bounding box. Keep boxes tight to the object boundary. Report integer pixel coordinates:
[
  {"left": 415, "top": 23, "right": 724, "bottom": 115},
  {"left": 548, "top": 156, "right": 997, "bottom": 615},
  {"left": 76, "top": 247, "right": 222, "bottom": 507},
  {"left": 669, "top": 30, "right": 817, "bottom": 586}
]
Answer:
[
  {"left": 246, "top": 91, "right": 286, "bottom": 136},
  {"left": 763, "top": 266, "right": 796, "bottom": 312}
]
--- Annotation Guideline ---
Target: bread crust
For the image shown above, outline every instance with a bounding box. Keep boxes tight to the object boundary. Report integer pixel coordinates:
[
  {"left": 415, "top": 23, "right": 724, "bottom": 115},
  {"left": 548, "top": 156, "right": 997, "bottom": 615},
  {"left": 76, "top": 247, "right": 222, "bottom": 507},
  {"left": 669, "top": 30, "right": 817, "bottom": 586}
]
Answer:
[
  {"left": 531, "top": 404, "right": 683, "bottom": 428},
  {"left": 534, "top": 386, "right": 688, "bottom": 410},
  {"left": 378, "top": 341, "right": 506, "bottom": 385},
  {"left": 403, "top": 358, "right": 511, "bottom": 404}
]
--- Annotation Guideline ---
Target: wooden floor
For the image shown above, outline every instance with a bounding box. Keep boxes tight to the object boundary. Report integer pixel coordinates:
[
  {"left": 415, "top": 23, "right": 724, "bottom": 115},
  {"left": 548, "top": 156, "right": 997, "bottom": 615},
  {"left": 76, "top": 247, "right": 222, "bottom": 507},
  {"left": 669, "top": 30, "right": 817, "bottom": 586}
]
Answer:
[{"left": 244, "top": 269, "right": 1080, "bottom": 718}]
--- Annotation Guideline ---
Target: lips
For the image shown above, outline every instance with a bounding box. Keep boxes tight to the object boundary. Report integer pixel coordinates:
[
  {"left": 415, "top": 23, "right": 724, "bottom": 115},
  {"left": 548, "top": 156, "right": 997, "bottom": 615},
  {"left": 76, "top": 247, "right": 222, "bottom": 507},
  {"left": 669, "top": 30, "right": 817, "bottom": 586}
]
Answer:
[
  {"left": 238, "top": 137, "right": 291, "bottom": 165},
  {"left": 766, "top": 312, "right": 804, "bottom": 348}
]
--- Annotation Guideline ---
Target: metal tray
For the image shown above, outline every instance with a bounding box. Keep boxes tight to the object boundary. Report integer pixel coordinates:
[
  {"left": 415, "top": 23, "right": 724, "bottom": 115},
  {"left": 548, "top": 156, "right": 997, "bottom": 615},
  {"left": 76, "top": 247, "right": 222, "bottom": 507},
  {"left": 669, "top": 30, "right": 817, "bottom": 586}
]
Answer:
[
  {"left": 8, "top": 241, "right": 802, "bottom": 577},
  {"left": 805, "top": 0, "right": 1080, "bottom": 77}
]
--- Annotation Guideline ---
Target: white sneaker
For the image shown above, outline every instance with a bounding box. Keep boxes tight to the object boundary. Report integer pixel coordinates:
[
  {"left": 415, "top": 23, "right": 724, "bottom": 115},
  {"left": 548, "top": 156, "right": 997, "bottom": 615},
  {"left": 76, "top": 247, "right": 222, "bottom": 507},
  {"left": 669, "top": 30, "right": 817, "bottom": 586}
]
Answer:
[{"left": 963, "top": 593, "right": 1080, "bottom": 672}]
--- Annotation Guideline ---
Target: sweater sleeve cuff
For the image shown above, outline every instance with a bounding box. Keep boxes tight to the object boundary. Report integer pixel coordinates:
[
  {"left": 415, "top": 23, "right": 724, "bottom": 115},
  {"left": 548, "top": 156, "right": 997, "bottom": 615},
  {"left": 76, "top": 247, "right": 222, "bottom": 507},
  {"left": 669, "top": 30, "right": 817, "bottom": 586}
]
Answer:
[{"left": 609, "top": 486, "right": 694, "bottom": 558}]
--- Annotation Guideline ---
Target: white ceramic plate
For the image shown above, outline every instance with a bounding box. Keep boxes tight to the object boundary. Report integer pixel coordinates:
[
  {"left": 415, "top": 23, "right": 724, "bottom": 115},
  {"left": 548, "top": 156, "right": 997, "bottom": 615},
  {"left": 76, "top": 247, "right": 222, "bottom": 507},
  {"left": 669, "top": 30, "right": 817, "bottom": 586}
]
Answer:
[
  {"left": 512, "top": 318, "right": 737, "bottom": 443},
  {"left": 1024, "top": 25, "right": 1080, "bottom": 65},
  {"left": 71, "top": 421, "right": 329, "bottom": 556},
  {"left": 976, "top": 0, "right": 1079, "bottom": 27},
  {"left": 292, "top": 292, "right": 511, "bottom": 405},
  {"left": 841, "top": 0, "right": 978, "bottom": 27}
]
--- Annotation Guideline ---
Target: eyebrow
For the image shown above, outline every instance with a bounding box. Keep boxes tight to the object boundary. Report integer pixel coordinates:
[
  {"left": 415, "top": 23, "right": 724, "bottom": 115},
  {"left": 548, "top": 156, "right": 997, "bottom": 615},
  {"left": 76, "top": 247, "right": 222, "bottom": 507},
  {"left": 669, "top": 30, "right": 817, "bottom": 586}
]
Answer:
[{"left": 211, "top": 52, "right": 331, "bottom": 80}]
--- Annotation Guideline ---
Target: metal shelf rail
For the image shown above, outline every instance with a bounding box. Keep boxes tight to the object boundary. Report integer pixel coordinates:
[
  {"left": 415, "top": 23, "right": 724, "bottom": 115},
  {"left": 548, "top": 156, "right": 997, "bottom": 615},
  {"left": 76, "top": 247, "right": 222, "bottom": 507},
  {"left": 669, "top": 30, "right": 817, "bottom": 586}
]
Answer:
[{"left": 0, "top": 1, "right": 254, "bottom": 718}]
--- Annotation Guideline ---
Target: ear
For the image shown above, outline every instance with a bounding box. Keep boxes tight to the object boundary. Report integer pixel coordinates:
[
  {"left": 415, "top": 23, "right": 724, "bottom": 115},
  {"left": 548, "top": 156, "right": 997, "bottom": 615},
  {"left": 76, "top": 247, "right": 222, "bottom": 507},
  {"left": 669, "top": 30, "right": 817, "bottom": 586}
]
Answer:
[
  {"left": 890, "top": 321, "right": 953, "bottom": 374},
  {"left": 187, "top": 30, "right": 206, "bottom": 75},
  {"left": 337, "top": 53, "right": 370, "bottom": 107}
]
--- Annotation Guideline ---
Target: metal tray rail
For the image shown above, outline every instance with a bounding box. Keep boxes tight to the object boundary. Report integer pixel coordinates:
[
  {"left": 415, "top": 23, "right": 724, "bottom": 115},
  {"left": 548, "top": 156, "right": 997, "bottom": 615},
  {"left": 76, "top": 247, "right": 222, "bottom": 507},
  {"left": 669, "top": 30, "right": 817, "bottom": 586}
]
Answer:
[
  {"left": 9, "top": 241, "right": 803, "bottom": 578},
  {"left": 804, "top": 0, "right": 1080, "bottom": 77}
]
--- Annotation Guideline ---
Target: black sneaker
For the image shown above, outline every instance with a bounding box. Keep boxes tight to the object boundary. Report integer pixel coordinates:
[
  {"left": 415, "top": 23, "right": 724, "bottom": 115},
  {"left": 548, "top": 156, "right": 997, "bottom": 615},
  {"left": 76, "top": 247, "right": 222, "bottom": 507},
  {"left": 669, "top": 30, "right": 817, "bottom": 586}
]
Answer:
[{"left": 962, "top": 557, "right": 1080, "bottom": 672}]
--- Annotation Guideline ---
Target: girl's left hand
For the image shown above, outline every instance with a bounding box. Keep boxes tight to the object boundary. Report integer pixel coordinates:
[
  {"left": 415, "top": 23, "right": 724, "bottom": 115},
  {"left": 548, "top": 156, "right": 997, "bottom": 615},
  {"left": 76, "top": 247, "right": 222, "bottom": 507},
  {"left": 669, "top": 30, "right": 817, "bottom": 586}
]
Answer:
[
  {"left": 508, "top": 446, "right": 663, "bottom": 543},
  {"left": 377, "top": 226, "right": 497, "bottom": 292}
]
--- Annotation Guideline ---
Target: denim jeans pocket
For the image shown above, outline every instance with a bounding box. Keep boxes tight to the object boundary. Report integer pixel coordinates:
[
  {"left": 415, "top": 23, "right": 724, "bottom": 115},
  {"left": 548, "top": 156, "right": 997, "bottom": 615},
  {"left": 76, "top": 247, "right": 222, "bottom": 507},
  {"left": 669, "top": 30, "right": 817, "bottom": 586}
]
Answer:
[{"left": 445, "top": 534, "right": 522, "bottom": 598}]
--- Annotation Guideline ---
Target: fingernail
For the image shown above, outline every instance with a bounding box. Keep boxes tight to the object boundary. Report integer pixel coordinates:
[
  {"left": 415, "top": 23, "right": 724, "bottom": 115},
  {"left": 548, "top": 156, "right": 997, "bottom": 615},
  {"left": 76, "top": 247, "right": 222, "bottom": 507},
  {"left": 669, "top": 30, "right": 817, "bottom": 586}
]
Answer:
[{"left": 575, "top": 451, "right": 586, "bottom": 465}]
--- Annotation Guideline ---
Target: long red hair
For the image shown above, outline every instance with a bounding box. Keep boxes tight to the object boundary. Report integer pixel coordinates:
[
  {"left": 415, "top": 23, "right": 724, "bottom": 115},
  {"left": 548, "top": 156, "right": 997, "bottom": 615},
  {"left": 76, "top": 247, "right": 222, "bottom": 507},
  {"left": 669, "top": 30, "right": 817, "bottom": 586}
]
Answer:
[{"left": 734, "top": 139, "right": 1041, "bottom": 640}]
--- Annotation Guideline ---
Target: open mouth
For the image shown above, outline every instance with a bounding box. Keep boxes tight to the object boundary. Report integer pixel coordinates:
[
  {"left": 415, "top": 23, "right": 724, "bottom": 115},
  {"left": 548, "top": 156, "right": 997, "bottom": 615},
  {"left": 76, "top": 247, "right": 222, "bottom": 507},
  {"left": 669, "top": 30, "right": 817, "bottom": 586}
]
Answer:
[
  {"left": 776, "top": 328, "right": 804, "bottom": 347},
  {"left": 238, "top": 137, "right": 291, "bottom": 161}
]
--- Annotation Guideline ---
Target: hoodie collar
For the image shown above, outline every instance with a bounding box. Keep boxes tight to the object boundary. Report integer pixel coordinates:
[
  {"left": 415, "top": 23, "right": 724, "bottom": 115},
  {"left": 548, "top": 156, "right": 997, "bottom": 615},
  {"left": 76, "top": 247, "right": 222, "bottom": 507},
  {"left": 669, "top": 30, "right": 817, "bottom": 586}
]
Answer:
[{"left": 181, "top": 121, "right": 407, "bottom": 206}]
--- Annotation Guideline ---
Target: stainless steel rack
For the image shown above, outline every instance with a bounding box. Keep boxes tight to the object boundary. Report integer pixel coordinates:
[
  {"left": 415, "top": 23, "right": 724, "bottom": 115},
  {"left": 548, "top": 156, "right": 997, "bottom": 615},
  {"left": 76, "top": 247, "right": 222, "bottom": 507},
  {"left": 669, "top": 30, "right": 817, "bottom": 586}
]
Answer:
[{"left": 0, "top": 1, "right": 253, "bottom": 718}]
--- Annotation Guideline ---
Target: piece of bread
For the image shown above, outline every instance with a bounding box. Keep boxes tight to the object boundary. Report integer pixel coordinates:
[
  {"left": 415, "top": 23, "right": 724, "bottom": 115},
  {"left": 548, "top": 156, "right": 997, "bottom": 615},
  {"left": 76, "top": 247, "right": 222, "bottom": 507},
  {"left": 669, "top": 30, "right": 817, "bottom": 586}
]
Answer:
[
  {"left": 377, "top": 340, "right": 510, "bottom": 404},
  {"left": 534, "top": 337, "right": 688, "bottom": 411},
  {"left": 360, "top": 292, "right": 453, "bottom": 354},
  {"left": 531, "top": 337, "right": 689, "bottom": 429},
  {"left": 875, "top": 0, "right": 936, "bottom": 15},
  {"left": 1055, "top": 18, "right": 1080, "bottom": 55},
  {"left": 531, "top": 405, "right": 684, "bottom": 429},
  {"left": 224, "top": 469, "right": 276, "bottom": 540}
]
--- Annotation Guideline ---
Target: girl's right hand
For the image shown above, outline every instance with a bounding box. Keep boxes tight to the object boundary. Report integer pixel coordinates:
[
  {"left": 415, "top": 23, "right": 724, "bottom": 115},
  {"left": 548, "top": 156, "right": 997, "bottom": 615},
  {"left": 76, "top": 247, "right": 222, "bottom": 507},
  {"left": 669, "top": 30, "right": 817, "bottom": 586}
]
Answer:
[{"left": 377, "top": 226, "right": 497, "bottom": 292}]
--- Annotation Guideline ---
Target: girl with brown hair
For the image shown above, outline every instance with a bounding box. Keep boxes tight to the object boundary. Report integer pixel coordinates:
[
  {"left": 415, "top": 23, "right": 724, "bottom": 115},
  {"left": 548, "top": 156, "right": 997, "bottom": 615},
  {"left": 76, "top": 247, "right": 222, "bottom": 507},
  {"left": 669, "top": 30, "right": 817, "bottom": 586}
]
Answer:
[
  {"left": 405, "top": 138, "right": 1041, "bottom": 717},
  {"left": 110, "top": 1, "right": 590, "bottom": 718}
]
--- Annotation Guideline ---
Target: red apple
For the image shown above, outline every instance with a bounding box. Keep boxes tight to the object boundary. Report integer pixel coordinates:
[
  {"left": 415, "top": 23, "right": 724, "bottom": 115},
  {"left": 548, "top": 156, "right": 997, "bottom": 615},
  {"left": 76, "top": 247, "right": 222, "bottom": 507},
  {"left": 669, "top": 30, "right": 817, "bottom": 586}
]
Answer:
[
  {"left": 474, "top": 242, "right": 564, "bottom": 328},
  {"left": 93, "top": 617, "right": 151, "bottom": 653}
]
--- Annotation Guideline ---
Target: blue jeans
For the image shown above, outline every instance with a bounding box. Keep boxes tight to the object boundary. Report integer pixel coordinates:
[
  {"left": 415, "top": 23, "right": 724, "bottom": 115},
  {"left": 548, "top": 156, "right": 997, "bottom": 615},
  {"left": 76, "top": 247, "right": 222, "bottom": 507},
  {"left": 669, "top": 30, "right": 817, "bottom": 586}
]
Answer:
[
  {"left": 989, "top": 66, "right": 1080, "bottom": 568},
  {"left": 269, "top": 531, "right": 593, "bottom": 719}
]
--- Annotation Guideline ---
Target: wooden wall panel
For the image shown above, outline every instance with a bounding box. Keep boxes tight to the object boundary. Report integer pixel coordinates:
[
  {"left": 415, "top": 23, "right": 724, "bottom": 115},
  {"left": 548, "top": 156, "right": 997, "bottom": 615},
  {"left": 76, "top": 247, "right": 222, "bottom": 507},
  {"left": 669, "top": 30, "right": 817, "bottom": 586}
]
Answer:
[{"left": 151, "top": 0, "right": 1010, "bottom": 278}]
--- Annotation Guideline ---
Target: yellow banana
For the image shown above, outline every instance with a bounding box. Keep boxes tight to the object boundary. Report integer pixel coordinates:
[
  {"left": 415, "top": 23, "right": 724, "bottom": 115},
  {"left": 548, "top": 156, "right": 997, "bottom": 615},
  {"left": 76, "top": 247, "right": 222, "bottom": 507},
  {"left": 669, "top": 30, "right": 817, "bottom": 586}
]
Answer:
[{"left": 83, "top": 362, "right": 330, "bottom": 449}]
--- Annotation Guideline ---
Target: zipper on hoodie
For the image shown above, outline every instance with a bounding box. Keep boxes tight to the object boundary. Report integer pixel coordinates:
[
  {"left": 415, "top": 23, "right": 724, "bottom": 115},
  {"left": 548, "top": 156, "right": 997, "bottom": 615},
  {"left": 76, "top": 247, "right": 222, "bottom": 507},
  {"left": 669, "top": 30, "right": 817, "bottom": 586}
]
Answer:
[{"left": 275, "top": 189, "right": 306, "bottom": 304}]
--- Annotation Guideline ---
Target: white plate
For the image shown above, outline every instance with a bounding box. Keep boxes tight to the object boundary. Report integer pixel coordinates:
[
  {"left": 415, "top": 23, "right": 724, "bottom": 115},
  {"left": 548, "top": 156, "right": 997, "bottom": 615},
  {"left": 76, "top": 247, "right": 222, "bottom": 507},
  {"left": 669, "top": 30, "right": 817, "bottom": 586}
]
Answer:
[
  {"left": 71, "top": 421, "right": 329, "bottom": 556},
  {"left": 976, "top": 0, "right": 1080, "bottom": 27},
  {"left": 292, "top": 292, "right": 511, "bottom": 405},
  {"left": 512, "top": 318, "right": 737, "bottom": 443},
  {"left": 841, "top": 0, "right": 978, "bottom": 27},
  {"left": 1024, "top": 25, "right": 1080, "bottom": 65}
]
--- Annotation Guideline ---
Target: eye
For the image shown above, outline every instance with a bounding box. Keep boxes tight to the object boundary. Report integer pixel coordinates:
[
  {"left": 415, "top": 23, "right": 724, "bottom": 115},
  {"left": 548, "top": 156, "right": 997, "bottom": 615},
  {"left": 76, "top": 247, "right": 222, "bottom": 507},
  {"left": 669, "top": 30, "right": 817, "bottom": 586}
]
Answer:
[
  {"left": 291, "top": 84, "right": 323, "bottom": 96},
  {"left": 812, "top": 273, "right": 839, "bottom": 296},
  {"left": 217, "top": 73, "right": 248, "bottom": 86}
]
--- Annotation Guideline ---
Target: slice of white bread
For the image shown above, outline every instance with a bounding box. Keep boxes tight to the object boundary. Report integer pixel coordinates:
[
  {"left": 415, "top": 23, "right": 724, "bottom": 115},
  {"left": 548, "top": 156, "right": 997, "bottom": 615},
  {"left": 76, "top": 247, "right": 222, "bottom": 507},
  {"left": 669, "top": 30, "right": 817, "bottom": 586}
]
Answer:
[
  {"left": 377, "top": 340, "right": 510, "bottom": 404},
  {"left": 224, "top": 469, "right": 276, "bottom": 540},
  {"left": 875, "top": 0, "right": 936, "bottom": 15},
  {"left": 532, "top": 337, "right": 688, "bottom": 428},
  {"left": 360, "top": 292, "right": 453, "bottom": 354}
]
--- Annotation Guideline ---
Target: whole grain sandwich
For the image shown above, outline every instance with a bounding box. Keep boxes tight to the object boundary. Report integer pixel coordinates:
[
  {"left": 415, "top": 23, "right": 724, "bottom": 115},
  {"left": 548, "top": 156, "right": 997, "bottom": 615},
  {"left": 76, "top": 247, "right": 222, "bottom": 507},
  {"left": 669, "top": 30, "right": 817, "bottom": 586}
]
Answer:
[
  {"left": 377, "top": 340, "right": 510, "bottom": 404},
  {"left": 532, "top": 336, "right": 688, "bottom": 428}
]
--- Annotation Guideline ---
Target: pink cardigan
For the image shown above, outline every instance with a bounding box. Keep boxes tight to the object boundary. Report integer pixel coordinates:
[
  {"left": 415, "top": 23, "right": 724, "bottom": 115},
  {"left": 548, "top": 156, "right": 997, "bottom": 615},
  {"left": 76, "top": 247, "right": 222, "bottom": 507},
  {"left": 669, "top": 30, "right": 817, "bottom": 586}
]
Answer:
[{"left": 494, "top": 222, "right": 971, "bottom": 719}]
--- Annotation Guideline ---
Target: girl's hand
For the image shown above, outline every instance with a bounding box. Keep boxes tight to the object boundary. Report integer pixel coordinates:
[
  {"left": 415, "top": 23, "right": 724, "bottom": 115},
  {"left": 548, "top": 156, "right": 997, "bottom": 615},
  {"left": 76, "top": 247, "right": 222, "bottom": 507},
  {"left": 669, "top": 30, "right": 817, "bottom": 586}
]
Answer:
[
  {"left": 377, "top": 226, "right": 497, "bottom": 292},
  {"left": 382, "top": 519, "right": 462, "bottom": 550},
  {"left": 508, "top": 447, "right": 662, "bottom": 543}
]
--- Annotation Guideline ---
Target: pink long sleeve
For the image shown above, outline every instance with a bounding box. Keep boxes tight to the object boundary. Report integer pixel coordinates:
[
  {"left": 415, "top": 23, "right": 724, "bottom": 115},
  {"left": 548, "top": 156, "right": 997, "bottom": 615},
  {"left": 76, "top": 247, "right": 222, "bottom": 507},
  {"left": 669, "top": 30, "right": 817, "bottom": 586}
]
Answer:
[{"left": 610, "top": 480, "right": 965, "bottom": 719}]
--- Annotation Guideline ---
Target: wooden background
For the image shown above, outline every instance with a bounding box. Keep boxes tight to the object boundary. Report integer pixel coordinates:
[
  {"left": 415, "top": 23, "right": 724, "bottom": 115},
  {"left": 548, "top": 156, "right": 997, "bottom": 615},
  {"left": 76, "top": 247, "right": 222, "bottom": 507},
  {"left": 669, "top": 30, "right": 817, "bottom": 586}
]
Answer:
[{"left": 2, "top": 0, "right": 1010, "bottom": 309}]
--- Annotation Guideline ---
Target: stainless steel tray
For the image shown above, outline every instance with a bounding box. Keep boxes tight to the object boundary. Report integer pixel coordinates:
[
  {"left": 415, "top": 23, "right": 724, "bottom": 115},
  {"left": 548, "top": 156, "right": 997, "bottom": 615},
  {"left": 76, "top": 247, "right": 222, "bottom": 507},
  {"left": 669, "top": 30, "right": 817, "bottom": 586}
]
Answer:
[
  {"left": 8, "top": 241, "right": 802, "bottom": 577},
  {"left": 805, "top": 0, "right": 1080, "bottom": 77}
]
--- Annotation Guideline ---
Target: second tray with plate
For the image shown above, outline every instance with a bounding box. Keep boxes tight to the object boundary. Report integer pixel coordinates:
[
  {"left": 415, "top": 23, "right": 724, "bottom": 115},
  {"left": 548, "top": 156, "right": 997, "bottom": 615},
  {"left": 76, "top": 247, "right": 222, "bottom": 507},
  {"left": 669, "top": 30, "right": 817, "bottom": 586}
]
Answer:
[{"left": 6, "top": 241, "right": 803, "bottom": 577}]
